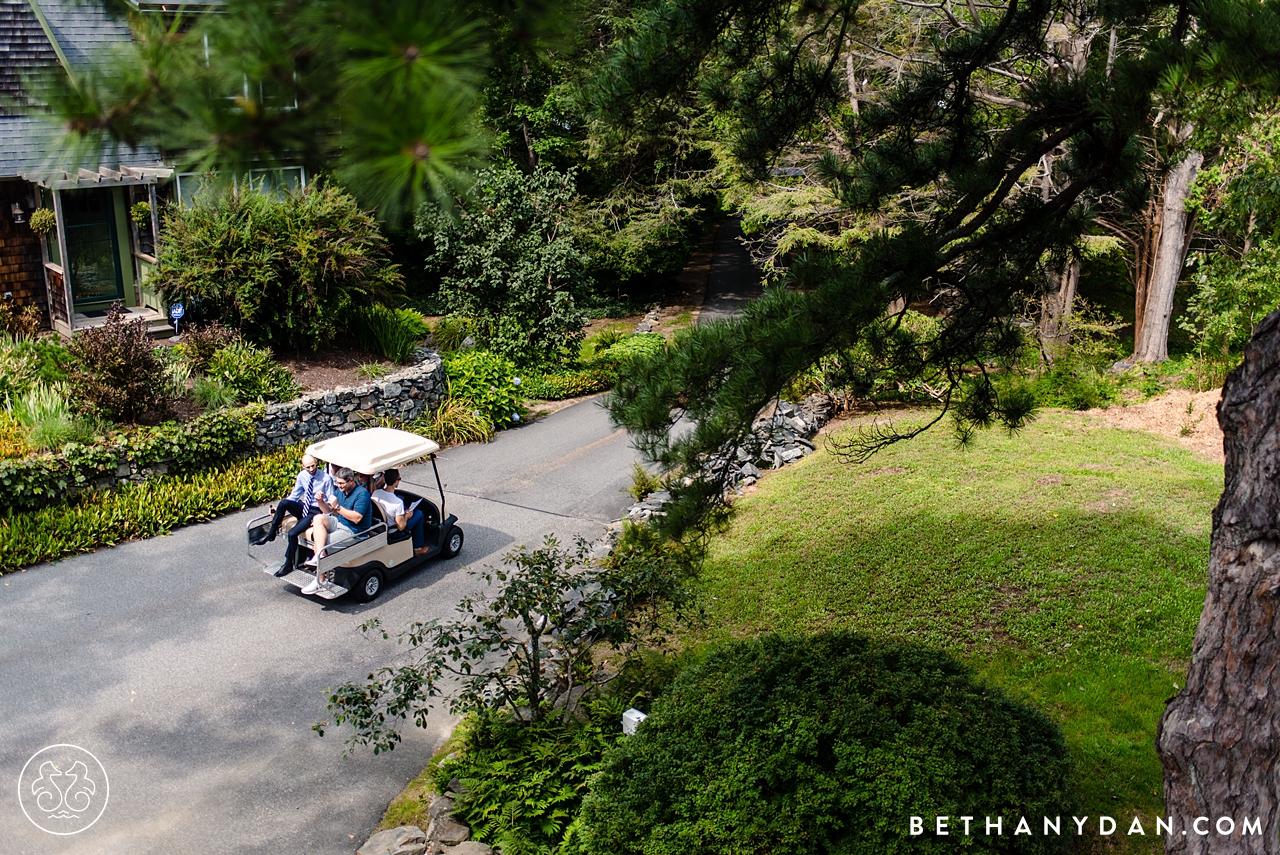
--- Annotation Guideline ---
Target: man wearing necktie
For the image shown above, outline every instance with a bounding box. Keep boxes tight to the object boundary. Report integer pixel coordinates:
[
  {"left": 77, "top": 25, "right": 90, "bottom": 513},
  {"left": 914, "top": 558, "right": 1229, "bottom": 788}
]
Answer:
[{"left": 254, "top": 454, "right": 335, "bottom": 576}]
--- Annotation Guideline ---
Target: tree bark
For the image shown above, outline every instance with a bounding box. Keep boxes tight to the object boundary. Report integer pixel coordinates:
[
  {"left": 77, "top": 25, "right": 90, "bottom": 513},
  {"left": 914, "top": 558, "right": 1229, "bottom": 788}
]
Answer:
[
  {"left": 1156, "top": 307, "right": 1280, "bottom": 854},
  {"left": 1133, "top": 149, "right": 1203, "bottom": 362},
  {"left": 1040, "top": 256, "right": 1080, "bottom": 348}
]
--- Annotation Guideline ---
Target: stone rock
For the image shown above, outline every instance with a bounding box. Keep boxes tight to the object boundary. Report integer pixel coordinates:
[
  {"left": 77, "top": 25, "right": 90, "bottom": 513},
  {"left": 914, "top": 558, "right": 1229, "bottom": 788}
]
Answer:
[
  {"left": 357, "top": 825, "right": 428, "bottom": 855},
  {"left": 443, "top": 842, "right": 494, "bottom": 855},
  {"left": 427, "top": 793, "right": 456, "bottom": 820},
  {"left": 636, "top": 321, "right": 654, "bottom": 333},
  {"left": 426, "top": 814, "right": 471, "bottom": 846}
]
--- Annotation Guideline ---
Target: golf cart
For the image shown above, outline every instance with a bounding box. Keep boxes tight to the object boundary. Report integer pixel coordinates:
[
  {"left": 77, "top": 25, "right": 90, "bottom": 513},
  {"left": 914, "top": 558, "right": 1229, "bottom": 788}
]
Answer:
[{"left": 245, "top": 427, "right": 464, "bottom": 602}]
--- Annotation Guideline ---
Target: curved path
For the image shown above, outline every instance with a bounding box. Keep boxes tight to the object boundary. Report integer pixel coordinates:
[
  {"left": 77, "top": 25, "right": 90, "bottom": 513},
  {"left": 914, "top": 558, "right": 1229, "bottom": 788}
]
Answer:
[
  {"left": 0, "top": 399, "right": 641, "bottom": 854},
  {"left": 697, "top": 217, "right": 764, "bottom": 326}
]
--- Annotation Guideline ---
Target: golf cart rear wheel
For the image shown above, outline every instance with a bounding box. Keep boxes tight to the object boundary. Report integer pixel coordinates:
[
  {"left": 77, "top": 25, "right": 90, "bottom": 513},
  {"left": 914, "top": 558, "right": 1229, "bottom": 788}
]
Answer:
[
  {"left": 443, "top": 527, "right": 464, "bottom": 558},
  {"left": 356, "top": 569, "right": 385, "bottom": 602}
]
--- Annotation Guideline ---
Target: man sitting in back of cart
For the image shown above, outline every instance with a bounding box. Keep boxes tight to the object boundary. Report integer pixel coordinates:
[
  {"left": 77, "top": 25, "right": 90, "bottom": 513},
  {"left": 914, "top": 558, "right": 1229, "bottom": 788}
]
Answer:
[
  {"left": 302, "top": 467, "right": 371, "bottom": 594},
  {"left": 255, "top": 453, "right": 334, "bottom": 578},
  {"left": 371, "top": 468, "right": 430, "bottom": 557}
]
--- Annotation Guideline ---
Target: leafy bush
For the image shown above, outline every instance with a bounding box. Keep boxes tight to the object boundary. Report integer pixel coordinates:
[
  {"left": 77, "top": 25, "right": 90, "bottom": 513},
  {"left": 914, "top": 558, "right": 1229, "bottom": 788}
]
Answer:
[
  {"left": 205, "top": 342, "right": 301, "bottom": 403},
  {"left": 0, "top": 441, "right": 298, "bottom": 574},
  {"left": 192, "top": 376, "right": 239, "bottom": 410},
  {"left": 578, "top": 632, "right": 1074, "bottom": 855},
  {"left": 1026, "top": 304, "right": 1125, "bottom": 410},
  {"left": 349, "top": 304, "right": 430, "bottom": 363},
  {"left": 153, "top": 183, "right": 401, "bottom": 351},
  {"left": 68, "top": 304, "right": 168, "bottom": 423},
  {"left": 595, "top": 333, "right": 666, "bottom": 368},
  {"left": 434, "top": 698, "right": 629, "bottom": 855},
  {"left": 444, "top": 350, "right": 524, "bottom": 428},
  {"left": 580, "top": 324, "right": 630, "bottom": 361},
  {"left": 0, "top": 333, "right": 72, "bottom": 400},
  {"left": 431, "top": 315, "right": 476, "bottom": 352},
  {"left": 178, "top": 322, "right": 241, "bottom": 372},
  {"left": 522, "top": 367, "right": 614, "bottom": 401},
  {"left": 7, "top": 383, "right": 100, "bottom": 451},
  {"left": 0, "top": 403, "right": 263, "bottom": 515},
  {"left": 626, "top": 463, "right": 662, "bottom": 502},
  {"left": 418, "top": 168, "right": 589, "bottom": 367},
  {"left": 0, "top": 300, "right": 42, "bottom": 337}
]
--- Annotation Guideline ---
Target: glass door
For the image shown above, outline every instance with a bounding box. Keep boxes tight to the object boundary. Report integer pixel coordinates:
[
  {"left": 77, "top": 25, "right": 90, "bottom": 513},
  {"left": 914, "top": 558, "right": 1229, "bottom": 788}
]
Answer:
[{"left": 62, "top": 188, "right": 124, "bottom": 311}]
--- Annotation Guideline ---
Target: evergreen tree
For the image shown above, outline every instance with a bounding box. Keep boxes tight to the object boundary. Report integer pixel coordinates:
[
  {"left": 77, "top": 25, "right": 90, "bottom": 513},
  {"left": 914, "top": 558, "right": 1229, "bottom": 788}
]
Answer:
[{"left": 594, "top": 0, "right": 1280, "bottom": 539}]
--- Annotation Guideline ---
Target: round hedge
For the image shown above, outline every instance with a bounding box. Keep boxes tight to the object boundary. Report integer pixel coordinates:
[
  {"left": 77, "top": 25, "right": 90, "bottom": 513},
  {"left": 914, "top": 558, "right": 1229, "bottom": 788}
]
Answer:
[{"left": 578, "top": 633, "right": 1074, "bottom": 855}]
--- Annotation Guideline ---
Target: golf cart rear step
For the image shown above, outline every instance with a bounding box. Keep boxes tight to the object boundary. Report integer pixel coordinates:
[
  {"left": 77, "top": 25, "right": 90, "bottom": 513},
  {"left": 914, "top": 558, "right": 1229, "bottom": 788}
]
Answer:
[{"left": 265, "top": 566, "right": 350, "bottom": 599}]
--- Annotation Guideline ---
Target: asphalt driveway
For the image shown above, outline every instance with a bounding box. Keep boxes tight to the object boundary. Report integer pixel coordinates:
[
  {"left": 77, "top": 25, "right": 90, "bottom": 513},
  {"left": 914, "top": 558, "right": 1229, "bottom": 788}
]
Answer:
[{"left": 0, "top": 397, "right": 641, "bottom": 855}]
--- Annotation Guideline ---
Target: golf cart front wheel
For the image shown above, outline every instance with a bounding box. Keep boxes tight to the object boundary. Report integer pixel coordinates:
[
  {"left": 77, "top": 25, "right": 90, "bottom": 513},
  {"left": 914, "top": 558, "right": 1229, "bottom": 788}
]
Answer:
[{"left": 444, "top": 527, "right": 464, "bottom": 558}]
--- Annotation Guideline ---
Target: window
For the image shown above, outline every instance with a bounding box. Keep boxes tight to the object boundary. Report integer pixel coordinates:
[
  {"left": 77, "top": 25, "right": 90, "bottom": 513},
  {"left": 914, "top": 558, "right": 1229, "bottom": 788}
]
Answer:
[{"left": 174, "top": 167, "right": 307, "bottom": 205}]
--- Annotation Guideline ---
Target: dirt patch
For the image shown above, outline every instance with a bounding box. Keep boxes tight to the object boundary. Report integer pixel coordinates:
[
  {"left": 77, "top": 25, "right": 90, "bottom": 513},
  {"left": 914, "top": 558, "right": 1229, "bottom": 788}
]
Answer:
[
  {"left": 276, "top": 347, "right": 395, "bottom": 393},
  {"left": 1085, "top": 488, "right": 1129, "bottom": 514},
  {"left": 1035, "top": 474, "right": 1064, "bottom": 486},
  {"left": 1084, "top": 388, "right": 1224, "bottom": 463},
  {"left": 865, "top": 466, "right": 909, "bottom": 476}
]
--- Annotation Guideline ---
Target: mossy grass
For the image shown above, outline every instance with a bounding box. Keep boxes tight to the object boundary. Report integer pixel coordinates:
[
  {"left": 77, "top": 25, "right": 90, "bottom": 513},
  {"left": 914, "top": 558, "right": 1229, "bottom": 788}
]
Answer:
[{"left": 689, "top": 410, "right": 1221, "bottom": 853}]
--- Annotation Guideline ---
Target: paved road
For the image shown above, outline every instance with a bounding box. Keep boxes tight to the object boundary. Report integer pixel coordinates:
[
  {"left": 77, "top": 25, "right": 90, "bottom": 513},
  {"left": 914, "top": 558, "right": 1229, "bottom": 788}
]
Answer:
[
  {"left": 0, "top": 397, "right": 641, "bottom": 855},
  {"left": 698, "top": 217, "right": 764, "bottom": 326}
]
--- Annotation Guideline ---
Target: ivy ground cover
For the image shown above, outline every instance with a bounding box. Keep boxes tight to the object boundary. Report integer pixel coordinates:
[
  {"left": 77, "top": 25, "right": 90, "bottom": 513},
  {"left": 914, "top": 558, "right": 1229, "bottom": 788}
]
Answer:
[{"left": 691, "top": 411, "right": 1222, "bottom": 854}]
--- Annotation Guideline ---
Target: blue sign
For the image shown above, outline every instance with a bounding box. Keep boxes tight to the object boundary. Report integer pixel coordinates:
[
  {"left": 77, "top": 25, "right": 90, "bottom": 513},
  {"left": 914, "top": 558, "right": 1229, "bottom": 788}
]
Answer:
[{"left": 169, "top": 303, "right": 185, "bottom": 320}]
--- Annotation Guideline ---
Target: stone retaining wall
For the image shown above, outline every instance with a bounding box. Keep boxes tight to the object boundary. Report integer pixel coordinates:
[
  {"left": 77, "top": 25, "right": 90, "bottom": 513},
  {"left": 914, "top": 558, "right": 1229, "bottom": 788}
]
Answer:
[{"left": 254, "top": 349, "right": 445, "bottom": 450}]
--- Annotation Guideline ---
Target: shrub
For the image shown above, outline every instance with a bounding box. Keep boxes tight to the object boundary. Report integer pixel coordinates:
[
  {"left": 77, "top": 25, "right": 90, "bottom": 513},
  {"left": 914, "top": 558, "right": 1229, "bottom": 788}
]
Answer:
[
  {"left": 434, "top": 698, "right": 629, "bottom": 855},
  {"left": 1026, "top": 303, "right": 1125, "bottom": 410},
  {"left": 7, "top": 383, "right": 100, "bottom": 451},
  {"left": 0, "top": 441, "right": 299, "bottom": 574},
  {"left": 179, "top": 322, "right": 241, "bottom": 372},
  {"left": 595, "top": 333, "right": 666, "bottom": 368},
  {"left": 157, "top": 348, "right": 194, "bottom": 399},
  {"left": 0, "top": 411, "right": 30, "bottom": 459},
  {"left": 418, "top": 168, "right": 589, "bottom": 367},
  {"left": 192, "top": 376, "right": 239, "bottom": 410},
  {"left": 153, "top": 183, "right": 402, "bottom": 351},
  {"left": 413, "top": 396, "right": 494, "bottom": 446},
  {"left": 205, "top": 342, "right": 301, "bottom": 403},
  {"left": 0, "top": 300, "right": 41, "bottom": 337},
  {"left": 579, "top": 632, "right": 1075, "bottom": 855},
  {"left": 444, "top": 350, "right": 524, "bottom": 428},
  {"left": 68, "top": 304, "right": 168, "bottom": 423},
  {"left": 28, "top": 207, "right": 55, "bottom": 234},
  {"left": 522, "top": 367, "right": 614, "bottom": 400},
  {"left": 431, "top": 315, "right": 476, "bottom": 352},
  {"left": 0, "top": 333, "right": 73, "bottom": 400},
  {"left": 349, "top": 304, "right": 430, "bottom": 363},
  {"left": 626, "top": 463, "right": 662, "bottom": 502},
  {"left": 0, "top": 403, "right": 263, "bottom": 515}
]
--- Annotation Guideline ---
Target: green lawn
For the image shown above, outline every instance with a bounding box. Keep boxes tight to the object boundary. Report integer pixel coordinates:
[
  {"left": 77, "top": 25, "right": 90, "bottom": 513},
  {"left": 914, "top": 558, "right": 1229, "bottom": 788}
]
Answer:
[{"left": 690, "top": 410, "right": 1222, "bottom": 852}]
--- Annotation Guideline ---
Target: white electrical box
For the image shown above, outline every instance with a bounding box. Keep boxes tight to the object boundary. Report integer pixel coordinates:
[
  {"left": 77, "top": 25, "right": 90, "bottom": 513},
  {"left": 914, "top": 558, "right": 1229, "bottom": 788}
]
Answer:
[{"left": 622, "top": 708, "right": 648, "bottom": 735}]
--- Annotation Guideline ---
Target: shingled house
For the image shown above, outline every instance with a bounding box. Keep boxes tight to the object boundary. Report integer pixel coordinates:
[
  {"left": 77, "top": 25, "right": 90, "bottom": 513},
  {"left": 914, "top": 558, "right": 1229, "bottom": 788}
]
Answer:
[{"left": 0, "top": 0, "right": 178, "bottom": 335}]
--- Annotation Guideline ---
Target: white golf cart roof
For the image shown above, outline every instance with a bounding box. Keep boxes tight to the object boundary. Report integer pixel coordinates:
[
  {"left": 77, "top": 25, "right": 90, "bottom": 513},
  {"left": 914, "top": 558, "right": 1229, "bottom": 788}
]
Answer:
[{"left": 305, "top": 428, "right": 441, "bottom": 475}]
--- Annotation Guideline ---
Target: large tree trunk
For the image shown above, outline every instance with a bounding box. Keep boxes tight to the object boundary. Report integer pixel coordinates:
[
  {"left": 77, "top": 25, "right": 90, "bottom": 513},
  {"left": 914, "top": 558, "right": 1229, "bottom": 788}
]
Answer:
[
  {"left": 1156, "top": 307, "right": 1280, "bottom": 854},
  {"left": 1040, "top": 257, "right": 1081, "bottom": 349},
  {"left": 1133, "top": 149, "right": 1203, "bottom": 362}
]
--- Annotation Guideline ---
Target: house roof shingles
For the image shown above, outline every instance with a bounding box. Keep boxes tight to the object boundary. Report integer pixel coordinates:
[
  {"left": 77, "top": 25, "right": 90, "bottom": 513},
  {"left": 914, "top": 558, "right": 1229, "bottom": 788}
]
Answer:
[{"left": 0, "top": 0, "right": 161, "bottom": 180}]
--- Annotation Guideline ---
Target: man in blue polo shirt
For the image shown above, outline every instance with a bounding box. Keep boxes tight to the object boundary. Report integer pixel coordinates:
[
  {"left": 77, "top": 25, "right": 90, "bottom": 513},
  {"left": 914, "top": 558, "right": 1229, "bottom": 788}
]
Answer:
[{"left": 302, "top": 466, "right": 371, "bottom": 594}]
